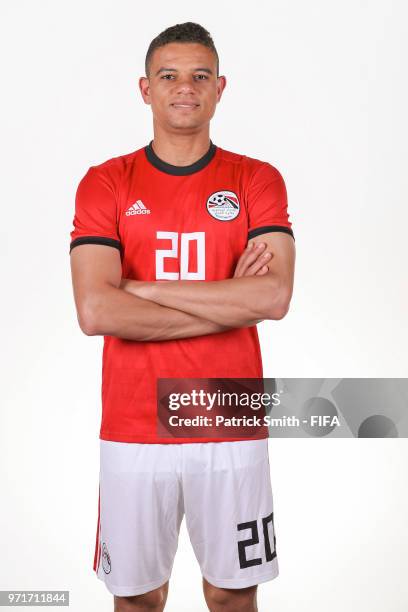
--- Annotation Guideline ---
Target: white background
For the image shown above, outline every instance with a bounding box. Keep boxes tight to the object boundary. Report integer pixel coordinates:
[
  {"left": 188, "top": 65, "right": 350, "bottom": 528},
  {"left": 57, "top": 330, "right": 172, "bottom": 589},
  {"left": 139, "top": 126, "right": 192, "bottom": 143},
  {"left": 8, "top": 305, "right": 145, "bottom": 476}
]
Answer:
[{"left": 1, "top": 1, "right": 407, "bottom": 610}]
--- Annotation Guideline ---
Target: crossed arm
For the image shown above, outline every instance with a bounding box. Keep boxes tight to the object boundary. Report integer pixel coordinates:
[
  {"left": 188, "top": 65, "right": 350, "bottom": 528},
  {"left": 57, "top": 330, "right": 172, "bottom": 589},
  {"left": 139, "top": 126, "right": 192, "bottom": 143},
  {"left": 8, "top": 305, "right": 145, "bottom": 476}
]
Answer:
[{"left": 70, "top": 233, "right": 295, "bottom": 341}]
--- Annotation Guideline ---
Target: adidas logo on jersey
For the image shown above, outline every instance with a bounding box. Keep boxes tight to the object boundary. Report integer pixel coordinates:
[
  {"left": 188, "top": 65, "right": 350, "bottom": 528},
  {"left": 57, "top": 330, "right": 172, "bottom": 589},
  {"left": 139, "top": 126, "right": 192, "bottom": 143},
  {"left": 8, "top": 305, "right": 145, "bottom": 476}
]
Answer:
[{"left": 126, "top": 200, "right": 151, "bottom": 215}]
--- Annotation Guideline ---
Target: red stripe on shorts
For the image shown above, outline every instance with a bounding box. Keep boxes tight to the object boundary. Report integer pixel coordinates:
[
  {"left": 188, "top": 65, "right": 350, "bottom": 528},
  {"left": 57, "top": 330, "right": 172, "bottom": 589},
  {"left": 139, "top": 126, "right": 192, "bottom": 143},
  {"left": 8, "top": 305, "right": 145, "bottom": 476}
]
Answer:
[{"left": 93, "top": 485, "right": 101, "bottom": 572}]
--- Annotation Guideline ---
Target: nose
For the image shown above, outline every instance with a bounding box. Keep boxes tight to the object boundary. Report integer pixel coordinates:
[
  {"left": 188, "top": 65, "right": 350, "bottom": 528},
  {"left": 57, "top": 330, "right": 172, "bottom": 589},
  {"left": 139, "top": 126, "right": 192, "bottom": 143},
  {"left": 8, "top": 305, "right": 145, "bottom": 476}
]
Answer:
[{"left": 175, "top": 75, "right": 196, "bottom": 95}]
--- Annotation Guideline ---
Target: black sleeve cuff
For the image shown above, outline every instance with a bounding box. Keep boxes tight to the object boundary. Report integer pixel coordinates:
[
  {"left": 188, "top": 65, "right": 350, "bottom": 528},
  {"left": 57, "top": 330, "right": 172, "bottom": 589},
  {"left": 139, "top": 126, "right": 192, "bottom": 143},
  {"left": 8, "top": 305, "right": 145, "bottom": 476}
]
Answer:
[
  {"left": 248, "top": 225, "right": 295, "bottom": 241},
  {"left": 69, "top": 236, "right": 122, "bottom": 254}
]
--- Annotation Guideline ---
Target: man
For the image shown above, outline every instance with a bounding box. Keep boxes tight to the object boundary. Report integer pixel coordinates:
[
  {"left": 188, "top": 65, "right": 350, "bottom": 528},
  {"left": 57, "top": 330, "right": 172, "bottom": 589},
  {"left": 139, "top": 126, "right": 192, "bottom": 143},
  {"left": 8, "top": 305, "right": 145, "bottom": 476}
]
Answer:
[{"left": 70, "top": 22, "right": 295, "bottom": 612}]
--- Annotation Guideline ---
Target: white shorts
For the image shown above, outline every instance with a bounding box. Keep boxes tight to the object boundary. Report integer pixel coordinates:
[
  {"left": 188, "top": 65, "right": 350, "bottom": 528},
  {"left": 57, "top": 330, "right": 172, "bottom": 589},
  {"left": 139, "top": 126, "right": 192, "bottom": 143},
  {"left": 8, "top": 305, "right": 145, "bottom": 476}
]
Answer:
[{"left": 93, "top": 438, "right": 279, "bottom": 596}]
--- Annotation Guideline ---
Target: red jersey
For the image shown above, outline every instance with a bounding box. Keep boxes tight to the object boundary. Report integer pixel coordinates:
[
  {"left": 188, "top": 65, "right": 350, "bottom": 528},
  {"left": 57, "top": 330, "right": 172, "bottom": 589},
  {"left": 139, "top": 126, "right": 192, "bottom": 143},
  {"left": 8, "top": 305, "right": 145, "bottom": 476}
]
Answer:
[{"left": 70, "top": 141, "right": 294, "bottom": 443}]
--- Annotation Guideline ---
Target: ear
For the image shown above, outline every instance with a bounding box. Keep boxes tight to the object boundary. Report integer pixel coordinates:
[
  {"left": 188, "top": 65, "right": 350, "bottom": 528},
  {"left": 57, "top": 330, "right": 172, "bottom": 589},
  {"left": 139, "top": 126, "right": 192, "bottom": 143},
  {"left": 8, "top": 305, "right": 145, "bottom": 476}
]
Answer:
[
  {"left": 216, "top": 75, "right": 227, "bottom": 103},
  {"left": 139, "top": 76, "right": 151, "bottom": 105}
]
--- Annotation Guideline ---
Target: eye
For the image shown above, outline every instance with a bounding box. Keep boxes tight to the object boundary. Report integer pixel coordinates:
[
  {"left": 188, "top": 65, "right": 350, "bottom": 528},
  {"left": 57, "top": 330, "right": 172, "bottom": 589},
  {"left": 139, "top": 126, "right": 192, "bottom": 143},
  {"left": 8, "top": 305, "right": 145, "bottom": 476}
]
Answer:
[
  {"left": 161, "top": 74, "right": 174, "bottom": 80},
  {"left": 194, "top": 74, "right": 208, "bottom": 80}
]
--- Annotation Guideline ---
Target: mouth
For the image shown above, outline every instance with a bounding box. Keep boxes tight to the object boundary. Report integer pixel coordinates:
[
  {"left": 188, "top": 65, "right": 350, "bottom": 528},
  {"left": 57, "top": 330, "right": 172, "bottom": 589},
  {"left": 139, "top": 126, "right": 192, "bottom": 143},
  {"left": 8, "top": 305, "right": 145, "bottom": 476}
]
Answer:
[{"left": 170, "top": 103, "right": 200, "bottom": 110}]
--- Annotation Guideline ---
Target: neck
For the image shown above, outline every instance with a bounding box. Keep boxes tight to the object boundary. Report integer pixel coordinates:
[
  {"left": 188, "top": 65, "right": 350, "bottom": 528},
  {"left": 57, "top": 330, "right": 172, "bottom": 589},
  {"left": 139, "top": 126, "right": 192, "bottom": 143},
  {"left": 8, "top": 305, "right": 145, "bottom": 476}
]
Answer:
[{"left": 150, "top": 125, "right": 211, "bottom": 167}]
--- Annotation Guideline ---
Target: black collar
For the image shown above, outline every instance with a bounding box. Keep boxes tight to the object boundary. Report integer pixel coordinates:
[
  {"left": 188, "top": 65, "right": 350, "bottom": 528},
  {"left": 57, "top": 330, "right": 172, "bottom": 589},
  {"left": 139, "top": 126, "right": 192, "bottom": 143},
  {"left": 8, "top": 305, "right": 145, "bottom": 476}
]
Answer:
[{"left": 144, "top": 140, "right": 217, "bottom": 176}]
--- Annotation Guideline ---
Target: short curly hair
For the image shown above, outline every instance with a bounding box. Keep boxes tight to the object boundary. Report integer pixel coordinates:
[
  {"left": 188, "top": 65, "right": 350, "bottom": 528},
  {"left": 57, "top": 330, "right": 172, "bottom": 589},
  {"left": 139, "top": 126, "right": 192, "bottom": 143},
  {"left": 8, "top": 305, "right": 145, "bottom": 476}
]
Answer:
[{"left": 145, "top": 22, "right": 219, "bottom": 77}]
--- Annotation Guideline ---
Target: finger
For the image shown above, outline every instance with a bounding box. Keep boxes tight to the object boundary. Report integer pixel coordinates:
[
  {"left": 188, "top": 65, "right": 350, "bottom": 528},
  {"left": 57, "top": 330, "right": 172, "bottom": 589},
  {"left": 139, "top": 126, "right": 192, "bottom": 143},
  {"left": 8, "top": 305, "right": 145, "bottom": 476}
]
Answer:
[
  {"left": 244, "top": 242, "right": 266, "bottom": 262},
  {"left": 255, "top": 265, "right": 269, "bottom": 276},
  {"left": 235, "top": 242, "right": 267, "bottom": 276},
  {"left": 234, "top": 242, "right": 261, "bottom": 277},
  {"left": 246, "top": 251, "right": 273, "bottom": 276}
]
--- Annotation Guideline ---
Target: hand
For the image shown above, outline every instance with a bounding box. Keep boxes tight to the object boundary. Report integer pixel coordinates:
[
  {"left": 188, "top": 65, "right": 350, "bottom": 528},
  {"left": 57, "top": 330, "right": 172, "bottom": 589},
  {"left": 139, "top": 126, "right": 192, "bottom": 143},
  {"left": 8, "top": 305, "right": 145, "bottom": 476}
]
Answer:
[{"left": 233, "top": 242, "right": 273, "bottom": 278}]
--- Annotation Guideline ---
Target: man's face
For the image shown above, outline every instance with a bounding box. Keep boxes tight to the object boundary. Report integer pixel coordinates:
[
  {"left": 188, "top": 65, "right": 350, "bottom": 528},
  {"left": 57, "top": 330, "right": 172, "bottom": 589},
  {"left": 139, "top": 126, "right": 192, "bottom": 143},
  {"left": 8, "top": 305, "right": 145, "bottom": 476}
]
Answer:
[{"left": 139, "top": 42, "right": 226, "bottom": 133}]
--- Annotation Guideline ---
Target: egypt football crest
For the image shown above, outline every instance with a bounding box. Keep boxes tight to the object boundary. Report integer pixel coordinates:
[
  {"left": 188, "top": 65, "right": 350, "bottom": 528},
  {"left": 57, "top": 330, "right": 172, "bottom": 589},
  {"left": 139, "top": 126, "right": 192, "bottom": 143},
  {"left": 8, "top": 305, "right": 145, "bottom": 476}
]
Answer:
[{"left": 206, "top": 190, "right": 240, "bottom": 221}]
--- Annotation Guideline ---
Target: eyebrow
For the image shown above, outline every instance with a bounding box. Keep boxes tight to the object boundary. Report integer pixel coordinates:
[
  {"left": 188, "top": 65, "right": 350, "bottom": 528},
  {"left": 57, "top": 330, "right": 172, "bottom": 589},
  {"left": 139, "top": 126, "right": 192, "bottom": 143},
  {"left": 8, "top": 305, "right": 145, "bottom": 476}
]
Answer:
[{"left": 155, "top": 67, "right": 213, "bottom": 76}]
